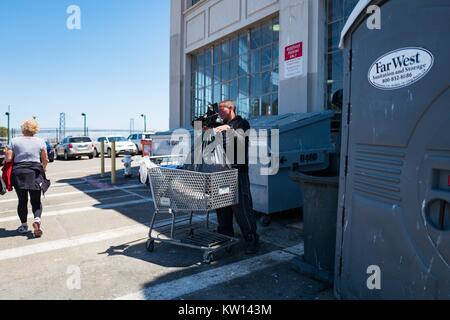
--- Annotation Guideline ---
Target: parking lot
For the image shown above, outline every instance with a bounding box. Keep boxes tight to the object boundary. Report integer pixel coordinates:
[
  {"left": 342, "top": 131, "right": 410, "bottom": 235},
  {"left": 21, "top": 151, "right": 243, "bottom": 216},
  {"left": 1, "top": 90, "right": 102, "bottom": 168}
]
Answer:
[{"left": 0, "top": 157, "right": 334, "bottom": 300}]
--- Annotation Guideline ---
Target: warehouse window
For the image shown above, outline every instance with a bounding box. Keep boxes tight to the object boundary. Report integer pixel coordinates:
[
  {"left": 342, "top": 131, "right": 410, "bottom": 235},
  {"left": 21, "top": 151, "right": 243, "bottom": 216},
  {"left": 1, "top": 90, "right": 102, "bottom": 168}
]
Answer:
[
  {"left": 189, "top": 0, "right": 202, "bottom": 8},
  {"left": 191, "top": 17, "right": 279, "bottom": 120},
  {"left": 325, "top": 0, "right": 359, "bottom": 113}
]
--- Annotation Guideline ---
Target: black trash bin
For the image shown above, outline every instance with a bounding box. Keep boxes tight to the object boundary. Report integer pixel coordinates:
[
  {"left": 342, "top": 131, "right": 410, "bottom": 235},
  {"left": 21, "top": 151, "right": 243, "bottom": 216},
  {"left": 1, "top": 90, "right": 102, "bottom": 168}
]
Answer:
[{"left": 291, "top": 172, "right": 339, "bottom": 284}]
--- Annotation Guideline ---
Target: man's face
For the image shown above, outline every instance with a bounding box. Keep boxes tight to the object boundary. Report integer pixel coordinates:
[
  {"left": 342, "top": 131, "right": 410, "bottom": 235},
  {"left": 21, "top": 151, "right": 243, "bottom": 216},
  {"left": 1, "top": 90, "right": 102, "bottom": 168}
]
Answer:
[{"left": 219, "top": 104, "right": 234, "bottom": 121}]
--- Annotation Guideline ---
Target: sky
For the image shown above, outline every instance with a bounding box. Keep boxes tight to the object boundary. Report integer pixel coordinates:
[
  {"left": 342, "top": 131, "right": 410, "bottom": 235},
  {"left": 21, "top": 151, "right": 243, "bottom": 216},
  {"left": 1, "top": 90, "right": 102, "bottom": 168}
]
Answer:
[{"left": 0, "top": 0, "right": 170, "bottom": 132}]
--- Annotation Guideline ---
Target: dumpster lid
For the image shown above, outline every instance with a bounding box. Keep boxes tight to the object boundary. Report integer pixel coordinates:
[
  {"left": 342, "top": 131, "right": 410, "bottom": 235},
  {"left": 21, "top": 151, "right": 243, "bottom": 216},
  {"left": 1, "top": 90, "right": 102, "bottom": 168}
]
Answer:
[
  {"left": 339, "top": 0, "right": 372, "bottom": 49},
  {"left": 249, "top": 111, "right": 334, "bottom": 132}
]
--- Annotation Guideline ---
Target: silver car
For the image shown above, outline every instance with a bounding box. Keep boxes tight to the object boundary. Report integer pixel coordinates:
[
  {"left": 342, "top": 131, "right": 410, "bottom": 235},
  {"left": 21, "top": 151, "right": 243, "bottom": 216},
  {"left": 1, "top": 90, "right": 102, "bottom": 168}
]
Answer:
[
  {"left": 55, "top": 136, "right": 95, "bottom": 160},
  {"left": 127, "top": 132, "right": 154, "bottom": 153}
]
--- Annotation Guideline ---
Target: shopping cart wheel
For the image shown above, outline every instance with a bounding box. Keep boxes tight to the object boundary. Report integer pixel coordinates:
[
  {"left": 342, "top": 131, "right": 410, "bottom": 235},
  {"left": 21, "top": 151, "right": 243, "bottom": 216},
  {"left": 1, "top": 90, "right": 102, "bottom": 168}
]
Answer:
[
  {"left": 203, "top": 252, "right": 214, "bottom": 264},
  {"left": 146, "top": 239, "right": 155, "bottom": 252}
]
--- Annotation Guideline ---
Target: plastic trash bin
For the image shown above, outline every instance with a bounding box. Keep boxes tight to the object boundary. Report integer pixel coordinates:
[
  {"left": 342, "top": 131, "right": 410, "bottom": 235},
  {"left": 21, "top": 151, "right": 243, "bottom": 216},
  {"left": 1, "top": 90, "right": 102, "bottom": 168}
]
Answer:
[{"left": 291, "top": 172, "right": 339, "bottom": 283}]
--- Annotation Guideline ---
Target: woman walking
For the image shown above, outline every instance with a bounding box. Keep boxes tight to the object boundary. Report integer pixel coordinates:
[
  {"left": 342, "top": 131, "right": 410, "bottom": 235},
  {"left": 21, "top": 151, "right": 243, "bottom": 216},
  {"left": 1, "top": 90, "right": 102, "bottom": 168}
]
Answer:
[{"left": 4, "top": 119, "right": 50, "bottom": 238}]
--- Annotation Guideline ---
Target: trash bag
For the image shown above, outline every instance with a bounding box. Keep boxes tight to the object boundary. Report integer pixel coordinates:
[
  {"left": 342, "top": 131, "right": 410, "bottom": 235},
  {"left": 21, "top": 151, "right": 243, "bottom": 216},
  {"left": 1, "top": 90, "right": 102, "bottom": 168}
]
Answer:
[
  {"left": 183, "top": 132, "right": 231, "bottom": 173},
  {"left": 139, "top": 156, "right": 159, "bottom": 185}
]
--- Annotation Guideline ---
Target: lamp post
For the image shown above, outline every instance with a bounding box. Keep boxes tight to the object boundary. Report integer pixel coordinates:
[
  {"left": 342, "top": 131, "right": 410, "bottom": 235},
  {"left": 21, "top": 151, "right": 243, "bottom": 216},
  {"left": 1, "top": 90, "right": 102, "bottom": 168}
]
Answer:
[
  {"left": 81, "top": 113, "right": 87, "bottom": 136},
  {"left": 5, "top": 105, "right": 10, "bottom": 144},
  {"left": 141, "top": 114, "right": 147, "bottom": 132}
]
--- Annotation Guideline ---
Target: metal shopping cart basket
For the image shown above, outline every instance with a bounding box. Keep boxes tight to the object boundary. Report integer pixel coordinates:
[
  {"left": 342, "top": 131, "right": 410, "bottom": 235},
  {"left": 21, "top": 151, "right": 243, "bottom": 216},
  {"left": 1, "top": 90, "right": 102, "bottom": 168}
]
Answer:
[{"left": 146, "top": 166, "right": 240, "bottom": 263}]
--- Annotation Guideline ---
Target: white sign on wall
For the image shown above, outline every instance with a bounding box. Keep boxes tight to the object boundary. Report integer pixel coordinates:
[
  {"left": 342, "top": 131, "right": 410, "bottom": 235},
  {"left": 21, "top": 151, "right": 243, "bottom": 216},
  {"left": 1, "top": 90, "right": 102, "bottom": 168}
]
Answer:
[
  {"left": 368, "top": 47, "right": 434, "bottom": 90},
  {"left": 284, "top": 42, "right": 303, "bottom": 79}
]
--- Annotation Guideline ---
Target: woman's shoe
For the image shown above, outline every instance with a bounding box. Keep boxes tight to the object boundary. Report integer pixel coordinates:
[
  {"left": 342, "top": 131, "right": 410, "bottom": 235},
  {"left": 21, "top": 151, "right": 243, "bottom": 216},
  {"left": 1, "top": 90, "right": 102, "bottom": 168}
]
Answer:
[
  {"left": 17, "top": 225, "right": 29, "bottom": 234},
  {"left": 32, "top": 221, "right": 43, "bottom": 238}
]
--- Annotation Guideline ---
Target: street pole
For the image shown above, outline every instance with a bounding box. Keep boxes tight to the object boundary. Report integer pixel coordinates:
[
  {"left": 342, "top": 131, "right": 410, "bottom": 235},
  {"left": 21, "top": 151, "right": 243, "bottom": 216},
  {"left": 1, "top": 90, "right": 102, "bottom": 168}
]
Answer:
[
  {"left": 111, "top": 141, "right": 116, "bottom": 185},
  {"left": 100, "top": 140, "right": 105, "bottom": 177},
  {"left": 81, "top": 113, "right": 87, "bottom": 136},
  {"left": 141, "top": 114, "right": 147, "bottom": 132},
  {"left": 5, "top": 105, "right": 10, "bottom": 144}
]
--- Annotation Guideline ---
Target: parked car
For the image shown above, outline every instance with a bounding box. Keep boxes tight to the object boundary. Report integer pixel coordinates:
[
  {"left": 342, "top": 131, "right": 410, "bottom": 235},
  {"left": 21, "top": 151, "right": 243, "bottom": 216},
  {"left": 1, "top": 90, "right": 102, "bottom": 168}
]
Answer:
[
  {"left": 46, "top": 141, "right": 55, "bottom": 162},
  {"left": 127, "top": 132, "right": 154, "bottom": 153},
  {"left": 94, "top": 136, "right": 137, "bottom": 158},
  {"left": 0, "top": 142, "right": 5, "bottom": 166},
  {"left": 55, "top": 136, "right": 95, "bottom": 160}
]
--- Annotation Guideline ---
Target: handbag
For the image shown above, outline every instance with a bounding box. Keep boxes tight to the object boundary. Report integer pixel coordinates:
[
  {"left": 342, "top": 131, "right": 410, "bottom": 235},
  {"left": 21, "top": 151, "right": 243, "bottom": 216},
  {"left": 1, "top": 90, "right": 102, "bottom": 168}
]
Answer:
[{"left": 0, "top": 176, "right": 6, "bottom": 196}]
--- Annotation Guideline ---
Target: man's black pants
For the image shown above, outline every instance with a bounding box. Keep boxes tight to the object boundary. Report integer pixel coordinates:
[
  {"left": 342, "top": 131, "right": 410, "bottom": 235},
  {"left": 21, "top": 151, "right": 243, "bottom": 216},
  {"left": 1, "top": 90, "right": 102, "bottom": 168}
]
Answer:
[
  {"left": 216, "top": 172, "right": 257, "bottom": 242},
  {"left": 15, "top": 189, "right": 42, "bottom": 224}
]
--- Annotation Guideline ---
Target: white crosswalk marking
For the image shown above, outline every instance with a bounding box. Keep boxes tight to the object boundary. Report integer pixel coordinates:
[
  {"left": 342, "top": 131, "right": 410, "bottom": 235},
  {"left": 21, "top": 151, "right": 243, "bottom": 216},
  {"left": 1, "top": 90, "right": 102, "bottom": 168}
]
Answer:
[
  {"left": 0, "top": 198, "right": 153, "bottom": 223},
  {"left": 0, "top": 184, "right": 146, "bottom": 204}
]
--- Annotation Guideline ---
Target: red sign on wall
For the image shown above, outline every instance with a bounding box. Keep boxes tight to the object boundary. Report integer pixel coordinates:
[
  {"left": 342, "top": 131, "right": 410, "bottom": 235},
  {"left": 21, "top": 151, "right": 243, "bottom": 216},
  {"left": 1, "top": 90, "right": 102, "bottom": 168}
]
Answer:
[
  {"left": 285, "top": 42, "right": 303, "bottom": 61},
  {"left": 284, "top": 42, "right": 303, "bottom": 79}
]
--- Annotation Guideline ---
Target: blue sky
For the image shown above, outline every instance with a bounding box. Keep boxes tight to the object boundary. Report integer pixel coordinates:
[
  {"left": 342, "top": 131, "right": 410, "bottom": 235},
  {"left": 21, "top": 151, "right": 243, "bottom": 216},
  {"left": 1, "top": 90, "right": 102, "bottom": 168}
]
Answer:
[{"left": 0, "top": 0, "right": 170, "bottom": 132}]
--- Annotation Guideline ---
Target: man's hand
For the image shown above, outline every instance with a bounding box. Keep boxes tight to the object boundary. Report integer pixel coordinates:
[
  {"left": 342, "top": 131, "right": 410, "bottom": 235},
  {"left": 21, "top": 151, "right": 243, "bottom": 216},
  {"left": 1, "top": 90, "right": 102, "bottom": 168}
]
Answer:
[{"left": 214, "top": 125, "right": 231, "bottom": 133}]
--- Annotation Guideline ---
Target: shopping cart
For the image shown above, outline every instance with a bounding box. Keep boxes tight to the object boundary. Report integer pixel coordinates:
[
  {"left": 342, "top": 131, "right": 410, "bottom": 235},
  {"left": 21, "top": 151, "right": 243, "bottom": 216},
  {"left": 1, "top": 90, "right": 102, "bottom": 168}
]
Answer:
[{"left": 146, "top": 166, "right": 240, "bottom": 263}]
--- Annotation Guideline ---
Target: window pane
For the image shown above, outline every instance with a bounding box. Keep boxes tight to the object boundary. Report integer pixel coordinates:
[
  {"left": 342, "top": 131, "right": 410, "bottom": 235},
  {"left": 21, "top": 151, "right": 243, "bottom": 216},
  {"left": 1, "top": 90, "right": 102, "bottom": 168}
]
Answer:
[
  {"left": 231, "top": 37, "right": 239, "bottom": 57},
  {"left": 222, "top": 83, "right": 230, "bottom": 100},
  {"left": 272, "top": 68, "right": 279, "bottom": 92},
  {"left": 205, "top": 65, "right": 212, "bottom": 87},
  {"left": 272, "top": 43, "right": 279, "bottom": 67},
  {"left": 239, "top": 54, "right": 249, "bottom": 75},
  {"left": 262, "top": 21, "right": 273, "bottom": 46},
  {"left": 213, "top": 64, "right": 220, "bottom": 84},
  {"left": 221, "top": 61, "right": 230, "bottom": 81},
  {"left": 198, "top": 52, "right": 205, "bottom": 68},
  {"left": 250, "top": 97, "right": 260, "bottom": 117},
  {"left": 271, "top": 94, "right": 279, "bottom": 116},
  {"left": 238, "top": 98, "right": 250, "bottom": 119},
  {"left": 222, "top": 40, "right": 230, "bottom": 60},
  {"left": 328, "top": 0, "right": 343, "bottom": 22},
  {"left": 191, "top": 55, "right": 198, "bottom": 71},
  {"left": 213, "top": 83, "right": 221, "bottom": 102},
  {"left": 239, "top": 33, "right": 249, "bottom": 55},
  {"left": 230, "top": 57, "right": 239, "bottom": 79},
  {"left": 328, "top": 21, "right": 343, "bottom": 52},
  {"left": 205, "top": 86, "right": 212, "bottom": 104},
  {"left": 261, "top": 46, "right": 272, "bottom": 71},
  {"left": 250, "top": 49, "right": 260, "bottom": 74},
  {"left": 328, "top": 51, "right": 343, "bottom": 84},
  {"left": 239, "top": 76, "right": 249, "bottom": 96},
  {"left": 250, "top": 27, "right": 261, "bottom": 49},
  {"left": 261, "top": 95, "right": 271, "bottom": 116},
  {"left": 197, "top": 68, "right": 205, "bottom": 88},
  {"left": 213, "top": 45, "right": 221, "bottom": 64},
  {"left": 262, "top": 71, "right": 272, "bottom": 94},
  {"left": 230, "top": 79, "right": 238, "bottom": 102},
  {"left": 251, "top": 73, "right": 262, "bottom": 97},
  {"left": 273, "top": 17, "right": 280, "bottom": 42},
  {"left": 204, "top": 49, "right": 212, "bottom": 67}
]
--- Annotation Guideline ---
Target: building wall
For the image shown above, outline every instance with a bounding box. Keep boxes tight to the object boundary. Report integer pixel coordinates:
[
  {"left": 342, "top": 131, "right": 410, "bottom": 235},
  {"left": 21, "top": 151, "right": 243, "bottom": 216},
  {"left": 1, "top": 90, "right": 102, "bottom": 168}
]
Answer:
[{"left": 170, "top": 0, "right": 328, "bottom": 129}]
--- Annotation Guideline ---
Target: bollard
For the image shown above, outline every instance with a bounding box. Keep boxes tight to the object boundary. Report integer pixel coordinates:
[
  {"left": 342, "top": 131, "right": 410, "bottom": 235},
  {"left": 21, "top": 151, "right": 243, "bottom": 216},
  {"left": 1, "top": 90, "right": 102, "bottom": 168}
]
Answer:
[
  {"left": 111, "top": 141, "right": 116, "bottom": 185},
  {"left": 100, "top": 140, "right": 105, "bottom": 177}
]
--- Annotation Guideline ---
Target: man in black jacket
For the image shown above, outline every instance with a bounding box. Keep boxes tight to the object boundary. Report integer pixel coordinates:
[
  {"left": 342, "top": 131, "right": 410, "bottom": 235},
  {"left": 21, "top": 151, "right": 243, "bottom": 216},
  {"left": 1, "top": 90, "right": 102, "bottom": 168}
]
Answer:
[{"left": 214, "top": 100, "right": 259, "bottom": 254}]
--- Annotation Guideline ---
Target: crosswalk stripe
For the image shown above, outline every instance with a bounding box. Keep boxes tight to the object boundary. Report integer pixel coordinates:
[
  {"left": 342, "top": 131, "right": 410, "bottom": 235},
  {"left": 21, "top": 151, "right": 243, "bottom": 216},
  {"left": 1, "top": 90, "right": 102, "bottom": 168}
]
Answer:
[
  {"left": 0, "top": 184, "right": 146, "bottom": 204},
  {"left": 0, "top": 198, "right": 153, "bottom": 223}
]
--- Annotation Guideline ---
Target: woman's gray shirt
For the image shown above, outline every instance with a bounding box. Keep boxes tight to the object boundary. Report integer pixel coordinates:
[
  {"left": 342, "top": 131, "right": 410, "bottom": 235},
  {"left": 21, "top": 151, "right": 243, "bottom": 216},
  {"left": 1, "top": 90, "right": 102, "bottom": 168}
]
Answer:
[{"left": 8, "top": 136, "right": 46, "bottom": 163}]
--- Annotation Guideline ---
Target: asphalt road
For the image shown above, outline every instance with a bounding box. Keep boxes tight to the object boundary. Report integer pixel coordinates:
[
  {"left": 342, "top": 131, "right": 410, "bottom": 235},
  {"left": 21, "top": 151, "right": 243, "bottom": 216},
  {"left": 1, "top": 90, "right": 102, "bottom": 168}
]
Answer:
[{"left": 0, "top": 157, "right": 334, "bottom": 300}]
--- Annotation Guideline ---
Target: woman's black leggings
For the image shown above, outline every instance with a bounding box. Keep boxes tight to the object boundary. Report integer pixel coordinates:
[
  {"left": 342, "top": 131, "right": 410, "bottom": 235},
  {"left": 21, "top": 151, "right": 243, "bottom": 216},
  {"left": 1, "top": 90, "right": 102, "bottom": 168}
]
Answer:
[{"left": 15, "top": 189, "right": 42, "bottom": 224}]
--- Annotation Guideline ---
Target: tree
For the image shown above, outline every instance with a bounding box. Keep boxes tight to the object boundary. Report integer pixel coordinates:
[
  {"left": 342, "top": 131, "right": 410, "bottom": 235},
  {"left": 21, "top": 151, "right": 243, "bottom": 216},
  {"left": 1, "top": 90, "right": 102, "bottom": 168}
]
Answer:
[{"left": 0, "top": 126, "right": 8, "bottom": 138}]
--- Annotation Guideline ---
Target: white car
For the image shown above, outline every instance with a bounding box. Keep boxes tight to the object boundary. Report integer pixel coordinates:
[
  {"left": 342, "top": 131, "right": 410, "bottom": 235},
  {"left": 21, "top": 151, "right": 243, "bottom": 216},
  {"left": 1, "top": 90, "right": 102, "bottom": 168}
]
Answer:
[
  {"left": 127, "top": 132, "right": 154, "bottom": 153},
  {"left": 94, "top": 136, "right": 137, "bottom": 158}
]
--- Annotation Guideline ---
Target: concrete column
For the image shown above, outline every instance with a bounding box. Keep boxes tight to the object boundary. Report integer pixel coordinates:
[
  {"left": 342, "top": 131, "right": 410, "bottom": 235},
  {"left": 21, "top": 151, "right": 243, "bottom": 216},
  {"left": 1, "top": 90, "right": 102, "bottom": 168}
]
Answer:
[
  {"left": 278, "top": 0, "right": 326, "bottom": 114},
  {"left": 170, "top": 0, "right": 185, "bottom": 129}
]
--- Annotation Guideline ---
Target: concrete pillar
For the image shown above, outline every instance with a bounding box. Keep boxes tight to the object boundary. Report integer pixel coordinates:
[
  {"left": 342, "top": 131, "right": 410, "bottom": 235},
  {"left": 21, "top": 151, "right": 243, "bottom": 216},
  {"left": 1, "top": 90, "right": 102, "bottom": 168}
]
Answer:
[{"left": 170, "top": 0, "right": 184, "bottom": 129}]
